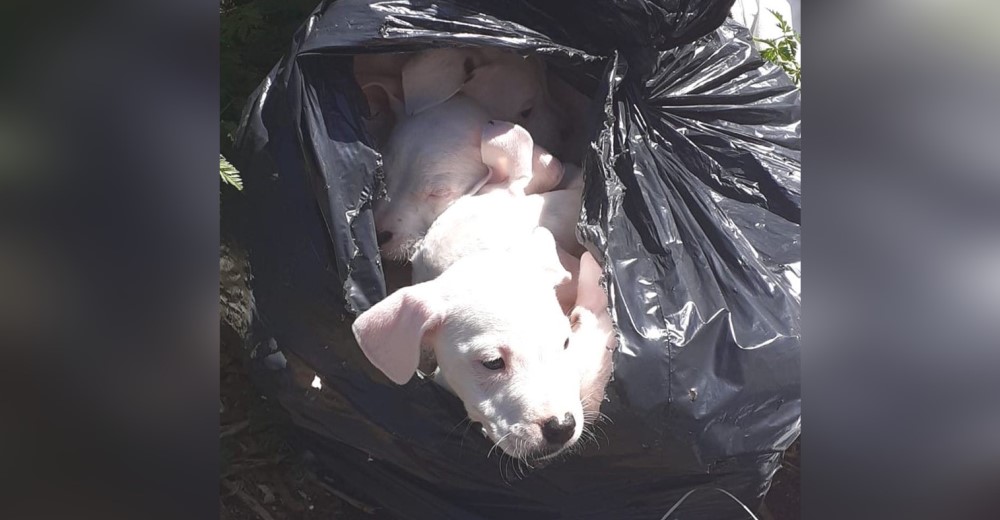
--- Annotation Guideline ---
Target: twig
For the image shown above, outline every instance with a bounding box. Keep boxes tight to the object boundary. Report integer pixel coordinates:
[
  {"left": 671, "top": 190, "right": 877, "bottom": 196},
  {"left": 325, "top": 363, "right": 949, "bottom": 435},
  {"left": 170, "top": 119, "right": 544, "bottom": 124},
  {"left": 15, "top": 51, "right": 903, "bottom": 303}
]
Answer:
[
  {"left": 310, "top": 476, "right": 379, "bottom": 515},
  {"left": 220, "top": 420, "right": 251, "bottom": 438},
  {"left": 222, "top": 480, "right": 277, "bottom": 520},
  {"left": 220, "top": 456, "right": 284, "bottom": 478}
]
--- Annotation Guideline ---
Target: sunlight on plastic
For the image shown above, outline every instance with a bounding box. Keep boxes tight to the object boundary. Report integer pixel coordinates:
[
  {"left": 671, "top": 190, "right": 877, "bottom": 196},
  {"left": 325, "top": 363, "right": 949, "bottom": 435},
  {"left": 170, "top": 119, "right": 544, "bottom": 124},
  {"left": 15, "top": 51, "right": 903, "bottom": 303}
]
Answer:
[{"left": 659, "top": 487, "right": 759, "bottom": 520}]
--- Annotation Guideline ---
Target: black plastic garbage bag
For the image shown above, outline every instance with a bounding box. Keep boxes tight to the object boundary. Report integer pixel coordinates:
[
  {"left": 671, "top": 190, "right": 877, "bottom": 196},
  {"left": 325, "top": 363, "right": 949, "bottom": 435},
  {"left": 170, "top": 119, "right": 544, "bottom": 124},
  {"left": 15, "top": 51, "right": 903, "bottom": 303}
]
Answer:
[{"left": 231, "top": 0, "right": 800, "bottom": 518}]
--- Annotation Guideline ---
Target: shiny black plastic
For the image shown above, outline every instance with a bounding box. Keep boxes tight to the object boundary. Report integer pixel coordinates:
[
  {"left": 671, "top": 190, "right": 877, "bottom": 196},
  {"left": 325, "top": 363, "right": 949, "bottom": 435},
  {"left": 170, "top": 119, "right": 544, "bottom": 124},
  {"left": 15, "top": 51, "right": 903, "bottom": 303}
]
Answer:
[{"left": 232, "top": 1, "right": 800, "bottom": 518}]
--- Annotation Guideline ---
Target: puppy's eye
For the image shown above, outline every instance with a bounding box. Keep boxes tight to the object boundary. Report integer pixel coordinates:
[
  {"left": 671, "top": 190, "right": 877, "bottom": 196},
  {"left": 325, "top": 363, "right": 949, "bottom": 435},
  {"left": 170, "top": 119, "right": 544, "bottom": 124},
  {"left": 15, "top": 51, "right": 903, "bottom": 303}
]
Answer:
[
  {"left": 519, "top": 107, "right": 533, "bottom": 119},
  {"left": 481, "top": 357, "right": 505, "bottom": 370},
  {"left": 563, "top": 337, "right": 570, "bottom": 350}
]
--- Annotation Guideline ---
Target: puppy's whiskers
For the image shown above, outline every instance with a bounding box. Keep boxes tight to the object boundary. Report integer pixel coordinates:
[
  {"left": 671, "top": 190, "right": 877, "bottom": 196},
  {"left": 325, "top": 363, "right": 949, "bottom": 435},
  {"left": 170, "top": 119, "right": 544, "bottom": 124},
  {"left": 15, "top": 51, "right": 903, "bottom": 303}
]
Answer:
[{"left": 487, "top": 432, "right": 512, "bottom": 458}]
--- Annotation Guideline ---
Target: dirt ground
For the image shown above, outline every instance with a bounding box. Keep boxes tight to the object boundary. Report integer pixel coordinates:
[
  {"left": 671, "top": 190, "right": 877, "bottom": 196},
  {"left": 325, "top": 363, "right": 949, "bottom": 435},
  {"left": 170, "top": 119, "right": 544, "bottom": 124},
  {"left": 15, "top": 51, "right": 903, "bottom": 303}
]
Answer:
[{"left": 218, "top": 243, "right": 800, "bottom": 520}]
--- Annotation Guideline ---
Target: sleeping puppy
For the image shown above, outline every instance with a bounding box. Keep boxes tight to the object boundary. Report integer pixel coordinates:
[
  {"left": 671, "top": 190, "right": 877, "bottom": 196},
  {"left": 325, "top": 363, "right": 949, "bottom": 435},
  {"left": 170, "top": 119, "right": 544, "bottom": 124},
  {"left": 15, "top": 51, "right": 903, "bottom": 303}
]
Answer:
[
  {"left": 370, "top": 97, "right": 566, "bottom": 260},
  {"left": 371, "top": 94, "right": 491, "bottom": 259}
]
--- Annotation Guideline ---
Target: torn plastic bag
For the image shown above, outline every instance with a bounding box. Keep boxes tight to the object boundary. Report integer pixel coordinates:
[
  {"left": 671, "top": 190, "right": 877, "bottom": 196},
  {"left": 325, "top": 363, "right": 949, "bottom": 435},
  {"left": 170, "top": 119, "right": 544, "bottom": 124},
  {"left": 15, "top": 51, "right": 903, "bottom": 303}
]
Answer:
[{"left": 231, "top": 0, "right": 800, "bottom": 517}]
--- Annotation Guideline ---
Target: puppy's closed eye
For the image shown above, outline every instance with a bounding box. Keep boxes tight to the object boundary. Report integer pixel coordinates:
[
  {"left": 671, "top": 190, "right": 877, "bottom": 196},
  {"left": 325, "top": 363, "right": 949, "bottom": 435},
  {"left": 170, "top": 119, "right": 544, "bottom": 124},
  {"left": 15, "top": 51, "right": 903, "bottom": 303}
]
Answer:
[{"left": 563, "top": 337, "right": 569, "bottom": 350}]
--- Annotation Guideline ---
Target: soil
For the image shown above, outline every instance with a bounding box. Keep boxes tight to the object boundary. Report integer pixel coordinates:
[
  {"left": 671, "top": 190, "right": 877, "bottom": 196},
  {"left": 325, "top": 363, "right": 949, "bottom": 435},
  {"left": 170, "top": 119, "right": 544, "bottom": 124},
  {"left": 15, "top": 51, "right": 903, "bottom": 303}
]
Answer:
[{"left": 220, "top": 325, "right": 391, "bottom": 520}]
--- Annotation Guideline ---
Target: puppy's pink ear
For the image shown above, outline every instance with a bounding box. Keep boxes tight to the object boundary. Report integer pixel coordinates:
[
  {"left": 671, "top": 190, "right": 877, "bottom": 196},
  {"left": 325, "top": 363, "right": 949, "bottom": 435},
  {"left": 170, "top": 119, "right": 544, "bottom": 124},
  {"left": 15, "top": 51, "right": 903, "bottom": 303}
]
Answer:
[
  {"left": 358, "top": 81, "right": 405, "bottom": 148},
  {"left": 481, "top": 121, "right": 564, "bottom": 193},
  {"left": 351, "top": 283, "right": 445, "bottom": 385},
  {"left": 360, "top": 81, "right": 405, "bottom": 119},
  {"left": 354, "top": 53, "right": 408, "bottom": 119},
  {"left": 575, "top": 251, "right": 608, "bottom": 314},
  {"left": 525, "top": 146, "right": 565, "bottom": 194},
  {"left": 480, "top": 120, "right": 535, "bottom": 189},
  {"left": 402, "top": 48, "right": 476, "bottom": 115}
]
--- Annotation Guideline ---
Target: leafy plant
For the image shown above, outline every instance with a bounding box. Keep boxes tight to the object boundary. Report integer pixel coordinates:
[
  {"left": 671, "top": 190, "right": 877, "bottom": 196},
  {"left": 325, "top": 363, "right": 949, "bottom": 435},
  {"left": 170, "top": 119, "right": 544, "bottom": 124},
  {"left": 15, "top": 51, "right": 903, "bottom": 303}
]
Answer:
[
  {"left": 220, "top": 0, "right": 315, "bottom": 148},
  {"left": 220, "top": 154, "right": 244, "bottom": 191},
  {"left": 220, "top": 0, "right": 315, "bottom": 192},
  {"left": 754, "top": 10, "right": 801, "bottom": 86}
]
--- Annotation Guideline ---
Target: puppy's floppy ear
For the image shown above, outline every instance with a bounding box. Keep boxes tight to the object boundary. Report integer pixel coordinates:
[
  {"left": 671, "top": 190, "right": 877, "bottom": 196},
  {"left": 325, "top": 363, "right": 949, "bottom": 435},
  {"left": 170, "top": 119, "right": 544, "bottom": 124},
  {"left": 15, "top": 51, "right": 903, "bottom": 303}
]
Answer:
[
  {"left": 360, "top": 80, "right": 405, "bottom": 119},
  {"left": 525, "top": 146, "right": 565, "bottom": 194},
  {"left": 402, "top": 48, "right": 477, "bottom": 115},
  {"left": 481, "top": 120, "right": 564, "bottom": 194},
  {"left": 354, "top": 54, "right": 407, "bottom": 120},
  {"left": 351, "top": 282, "right": 445, "bottom": 385},
  {"left": 480, "top": 120, "right": 534, "bottom": 189},
  {"left": 358, "top": 80, "right": 405, "bottom": 148}
]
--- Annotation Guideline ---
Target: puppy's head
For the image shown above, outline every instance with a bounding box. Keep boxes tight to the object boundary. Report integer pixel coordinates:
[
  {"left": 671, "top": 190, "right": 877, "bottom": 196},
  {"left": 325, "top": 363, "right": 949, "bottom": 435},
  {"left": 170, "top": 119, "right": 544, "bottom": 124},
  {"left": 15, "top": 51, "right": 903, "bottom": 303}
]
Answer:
[
  {"left": 353, "top": 229, "right": 585, "bottom": 460},
  {"left": 373, "top": 95, "right": 491, "bottom": 260}
]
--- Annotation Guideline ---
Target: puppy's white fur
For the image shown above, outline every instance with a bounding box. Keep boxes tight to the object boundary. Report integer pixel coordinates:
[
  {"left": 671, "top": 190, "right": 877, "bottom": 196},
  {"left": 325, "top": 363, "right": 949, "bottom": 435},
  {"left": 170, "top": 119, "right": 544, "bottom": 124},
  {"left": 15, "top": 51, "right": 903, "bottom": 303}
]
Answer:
[
  {"left": 374, "top": 110, "right": 566, "bottom": 261},
  {"left": 353, "top": 229, "right": 584, "bottom": 460},
  {"left": 402, "top": 47, "right": 572, "bottom": 160},
  {"left": 352, "top": 53, "right": 613, "bottom": 462},
  {"left": 411, "top": 122, "right": 583, "bottom": 309},
  {"left": 373, "top": 95, "right": 491, "bottom": 259}
]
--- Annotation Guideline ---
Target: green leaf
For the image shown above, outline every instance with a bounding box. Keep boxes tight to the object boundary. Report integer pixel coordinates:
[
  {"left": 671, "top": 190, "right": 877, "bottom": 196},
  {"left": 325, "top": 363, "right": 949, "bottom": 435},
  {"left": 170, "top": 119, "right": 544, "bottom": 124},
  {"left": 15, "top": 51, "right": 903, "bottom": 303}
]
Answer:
[
  {"left": 778, "top": 41, "right": 795, "bottom": 62},
  {"left": 220, "top": 154, "right": 243, "bottom": 191},
  {"left": 769, "top": 9, "right": 792, "bottom": 34}
]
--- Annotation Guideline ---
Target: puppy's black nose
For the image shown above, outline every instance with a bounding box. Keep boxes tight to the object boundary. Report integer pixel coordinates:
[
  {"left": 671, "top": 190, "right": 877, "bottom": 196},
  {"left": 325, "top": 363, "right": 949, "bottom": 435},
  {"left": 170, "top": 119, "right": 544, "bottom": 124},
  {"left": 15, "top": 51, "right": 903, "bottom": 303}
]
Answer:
[
  {"left": 541, "top": 413, "right": 576, "bottom": 445},
  {"left": 376, "top": 231, "right": 393, "bottom": 246}
]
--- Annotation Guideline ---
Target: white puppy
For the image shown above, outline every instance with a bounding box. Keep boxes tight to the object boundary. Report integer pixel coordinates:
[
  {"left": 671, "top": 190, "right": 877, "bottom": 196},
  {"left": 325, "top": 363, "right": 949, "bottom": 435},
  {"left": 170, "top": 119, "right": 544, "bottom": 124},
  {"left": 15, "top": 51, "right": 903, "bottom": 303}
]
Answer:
[
  {"left": 352, "top": 229, "right": 585, "bottom": 460},
  {"left": 372, "top": 94, "right": 491, "bottom": 259},
  {"left": 353, "top": 171, "right": 614, "bottom": 463},
  {"left": 373, "top": 106, "right": 566, "bottom": 260}
]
